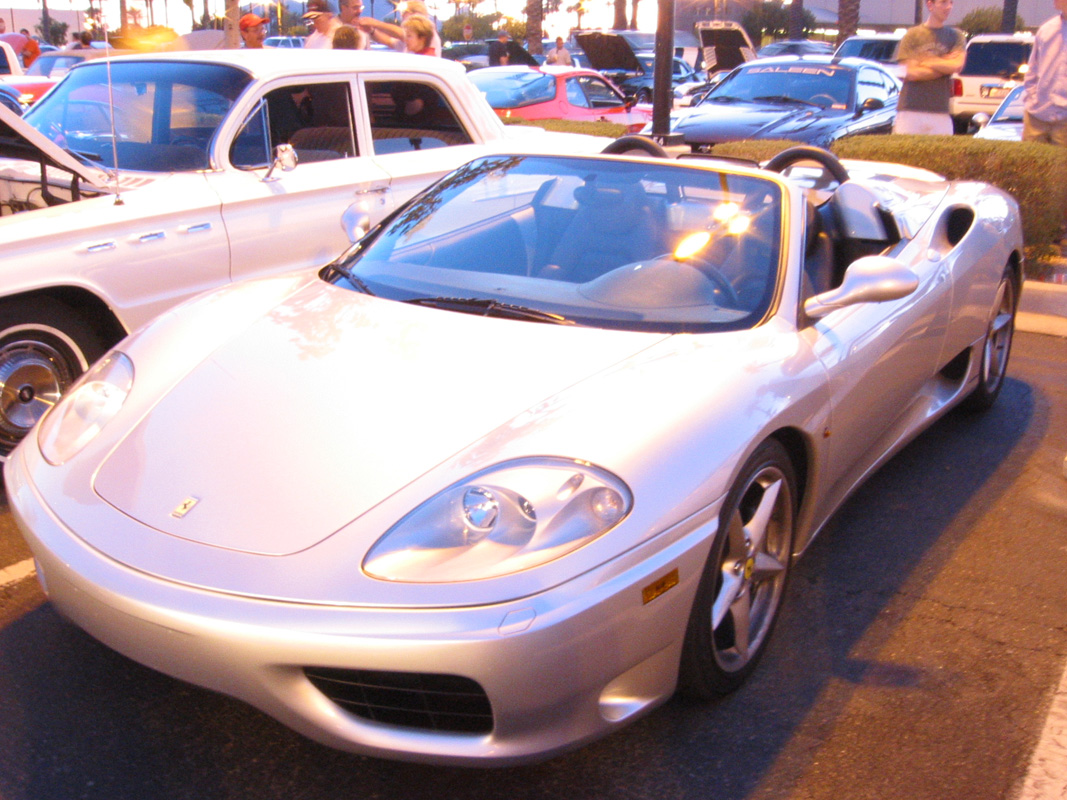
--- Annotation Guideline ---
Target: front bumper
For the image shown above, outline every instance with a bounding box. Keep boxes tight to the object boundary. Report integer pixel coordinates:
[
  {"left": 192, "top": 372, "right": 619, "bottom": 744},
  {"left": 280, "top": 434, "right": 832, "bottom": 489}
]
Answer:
[{"left": 5, "top": 445, "right": 715, "bottom": 766}]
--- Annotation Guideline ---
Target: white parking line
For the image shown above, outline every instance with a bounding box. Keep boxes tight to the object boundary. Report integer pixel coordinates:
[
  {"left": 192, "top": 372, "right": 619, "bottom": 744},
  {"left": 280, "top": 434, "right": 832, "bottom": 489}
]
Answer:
[
  {"left": 1016, "top": 662, "right": 1067, "bottom": 799},
  {"left": 0, "top": 557, "right": 35, "bottom": 590}
]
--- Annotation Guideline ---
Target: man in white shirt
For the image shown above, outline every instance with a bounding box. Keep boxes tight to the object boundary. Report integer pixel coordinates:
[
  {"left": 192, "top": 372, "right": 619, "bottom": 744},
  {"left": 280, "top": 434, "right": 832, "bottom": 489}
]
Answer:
[
  {"left": 304, "top": 0, "right": 341, "bottom": 48},
  {"left": 545, "top": 37, "right": 572, "bottom": 66}
]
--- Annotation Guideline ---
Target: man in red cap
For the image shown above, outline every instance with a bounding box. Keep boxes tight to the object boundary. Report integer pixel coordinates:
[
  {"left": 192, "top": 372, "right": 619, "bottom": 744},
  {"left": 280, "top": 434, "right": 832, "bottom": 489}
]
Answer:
[{"left": 239, "top": 13, "right": 269, "bottom": 48}]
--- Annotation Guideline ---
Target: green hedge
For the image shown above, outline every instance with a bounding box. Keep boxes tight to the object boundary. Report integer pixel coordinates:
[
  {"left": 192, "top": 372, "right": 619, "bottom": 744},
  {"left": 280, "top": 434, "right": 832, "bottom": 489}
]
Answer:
[
  {"left": 512, "top": 119, "right": 1066, "bottom": 276},
  {"left": 716, "top": 136, "right": 1067, "bottom": 273}
]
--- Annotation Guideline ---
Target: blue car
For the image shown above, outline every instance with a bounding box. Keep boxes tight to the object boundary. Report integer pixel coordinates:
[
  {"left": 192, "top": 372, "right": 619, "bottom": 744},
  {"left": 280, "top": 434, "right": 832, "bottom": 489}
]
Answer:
[{"left": 668, "top": 55, "right": 900, "bottom": 151}]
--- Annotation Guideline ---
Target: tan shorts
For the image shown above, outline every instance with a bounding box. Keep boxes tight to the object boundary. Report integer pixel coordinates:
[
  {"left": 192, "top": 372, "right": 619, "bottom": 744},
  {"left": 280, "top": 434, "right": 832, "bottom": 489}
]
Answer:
[
  {"left": 1023, "top": 111, "right": 1067, "bottom": 148},
  {"left": 893, "top": 110, "right": 954, "bottom": 136}
]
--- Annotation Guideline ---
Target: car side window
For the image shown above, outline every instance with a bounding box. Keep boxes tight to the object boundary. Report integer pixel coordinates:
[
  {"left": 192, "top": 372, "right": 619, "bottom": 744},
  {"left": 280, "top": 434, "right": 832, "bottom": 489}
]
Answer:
[
  {"left": 577, "top": 76, "right": 623, "bottom": 108},
  {"left": 856, "top": 67, "right": 891, "bottom": 105},
  {"left": 565, "top": 77, "right": 590, "bottom": 108},
  {"left": 232, "top": 81, "right": 356, "bottom": 168},
  {"left": 364, "top": 79, "right": 473, "bottom": 154}
]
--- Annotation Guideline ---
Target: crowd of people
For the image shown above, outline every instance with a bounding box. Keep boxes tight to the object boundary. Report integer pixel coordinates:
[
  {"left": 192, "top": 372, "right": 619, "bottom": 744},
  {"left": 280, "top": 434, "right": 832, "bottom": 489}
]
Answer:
[{"left": 238, "top": 0, "right": 442, "bottom": 56}]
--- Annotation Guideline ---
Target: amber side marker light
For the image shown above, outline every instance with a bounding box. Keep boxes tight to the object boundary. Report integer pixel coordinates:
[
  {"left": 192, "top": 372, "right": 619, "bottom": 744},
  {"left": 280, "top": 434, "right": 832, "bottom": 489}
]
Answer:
[{"left": 642, "top": 568, "right": 680, "bottom": 604}]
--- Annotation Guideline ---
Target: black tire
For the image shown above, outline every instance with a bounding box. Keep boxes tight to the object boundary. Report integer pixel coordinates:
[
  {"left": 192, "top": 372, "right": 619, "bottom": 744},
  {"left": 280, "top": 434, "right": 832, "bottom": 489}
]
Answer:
[
  {"left": 635, "top": 88, "right": 653, "bottom": 105},
  {"left": 961, "top": 266, "right": 1017, "bottom": 412},
  {"left": 0, "top": 299, "right": 105, "bottom": 456},
  {"left": 679, "top": 439, "right": 797, "bottom": 698},
  {"left": 600, "top": 135, "right": 669, "bottom": 158}
]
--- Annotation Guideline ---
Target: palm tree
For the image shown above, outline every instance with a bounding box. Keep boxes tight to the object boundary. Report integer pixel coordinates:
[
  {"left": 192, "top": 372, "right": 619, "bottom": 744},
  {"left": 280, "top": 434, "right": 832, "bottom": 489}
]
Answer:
[
  {"left": 525, "top": 0, "right": 543, "bottom": 53},
  {"left": 789, "top": 0, "right": 803, "bottom": 39},
  {"left": 837, "top": 0, "right": 860, "bottom": 44},
  {"left": 1001, "top": 0, "right": 1019, "bottom": 32}
]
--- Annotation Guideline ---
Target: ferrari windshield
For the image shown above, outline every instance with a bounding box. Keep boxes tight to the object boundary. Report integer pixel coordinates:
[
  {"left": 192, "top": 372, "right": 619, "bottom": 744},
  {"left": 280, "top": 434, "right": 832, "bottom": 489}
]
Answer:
[
  {"left": 703, "top": 62, "right": 854, "bottom": 109},
  {"left": 468, "top": 69, "right": 556, "bottom": 109},
  {"left": 25, "top": 60, "right": 252, "bottom": 172},
  {"left": 331, "top": 155, "right": 783, "bottom": 333}
]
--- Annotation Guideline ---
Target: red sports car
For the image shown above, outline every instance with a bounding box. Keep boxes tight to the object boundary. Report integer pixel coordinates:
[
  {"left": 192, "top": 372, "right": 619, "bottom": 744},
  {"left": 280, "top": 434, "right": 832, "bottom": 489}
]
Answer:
[{"left": 468, "top": 65, "right": 652, "bottom": 132}]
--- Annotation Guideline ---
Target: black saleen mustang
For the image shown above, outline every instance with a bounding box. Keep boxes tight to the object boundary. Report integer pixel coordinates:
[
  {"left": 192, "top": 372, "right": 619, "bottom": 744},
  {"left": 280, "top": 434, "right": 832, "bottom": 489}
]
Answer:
[{"left": 665, "top": 56, "right": 900, "bottom": 151}]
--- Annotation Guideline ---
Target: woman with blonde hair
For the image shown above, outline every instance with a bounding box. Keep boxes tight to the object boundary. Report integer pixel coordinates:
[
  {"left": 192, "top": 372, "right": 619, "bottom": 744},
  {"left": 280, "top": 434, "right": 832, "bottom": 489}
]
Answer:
[{"left": 401, "top": 15, "right": 436, "bottom": 56}]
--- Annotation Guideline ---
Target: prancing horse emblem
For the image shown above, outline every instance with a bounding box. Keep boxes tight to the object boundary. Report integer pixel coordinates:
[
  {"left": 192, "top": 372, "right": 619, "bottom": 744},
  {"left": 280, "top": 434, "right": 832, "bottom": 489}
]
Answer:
[{"left": 171, "top": 496, "right": 200, "bottom": 519}]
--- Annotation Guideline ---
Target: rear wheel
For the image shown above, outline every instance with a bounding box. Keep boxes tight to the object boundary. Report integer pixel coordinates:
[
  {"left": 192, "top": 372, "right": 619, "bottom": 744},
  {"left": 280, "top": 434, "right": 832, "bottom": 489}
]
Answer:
[
  {"left": 0, "top": 299, "right": 104, "bottom": 456},
  {"left": 635, "top": 88, "right": 652, "bottom": 104},
  {"left": 680, "top": 439, "right": 797, "bottom": 697},
  {"left": 962, "top": 267, "right": 1016, "bottom": 411}
]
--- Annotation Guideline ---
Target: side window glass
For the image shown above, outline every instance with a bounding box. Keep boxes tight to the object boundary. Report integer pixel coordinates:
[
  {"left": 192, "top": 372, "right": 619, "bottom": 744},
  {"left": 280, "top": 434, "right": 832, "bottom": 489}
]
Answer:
[
  {"left": 365, "top": 79, "right": 474, "bottom": 155},
  {"left": 565, "top": 77, "right": 589, "bottom": 107},
  {"left": 857, "top": 68, "right": 888, "bottom": 105},
  {"left": 231, "top": 100, "right": 271, "bottom": 169},
  {"left": 581, "top": 76, "right": 622, "bottom": 108},
  {"left": 257, "top": 81, "right": 356, "bottom": 165}
]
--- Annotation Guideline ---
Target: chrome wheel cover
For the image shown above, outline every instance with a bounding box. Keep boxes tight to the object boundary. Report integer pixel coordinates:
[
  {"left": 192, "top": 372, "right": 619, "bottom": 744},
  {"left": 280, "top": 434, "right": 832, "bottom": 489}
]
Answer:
[
  {"left": 981, "top": 277, "right": 1015, "bottom": 394},
  {"left": 0, "top": 333, "right": 81, "bottom": 446},
  {"left": 711, "top": 465, "right": 793, "bottom": 673}
]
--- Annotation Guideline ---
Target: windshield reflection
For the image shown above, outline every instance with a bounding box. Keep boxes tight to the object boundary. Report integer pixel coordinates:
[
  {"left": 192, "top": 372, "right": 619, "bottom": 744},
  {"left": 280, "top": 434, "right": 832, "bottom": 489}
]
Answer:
[{"left": 329, "top": 155, "right": 784, "bottom": 334}]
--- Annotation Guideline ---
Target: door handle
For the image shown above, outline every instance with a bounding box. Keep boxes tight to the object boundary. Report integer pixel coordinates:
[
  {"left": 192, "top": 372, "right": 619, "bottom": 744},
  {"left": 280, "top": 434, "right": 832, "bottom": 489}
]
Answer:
[
  {"left": 178, "top": 222, "right": 213, "bottom": 234},
  {"left": 129, "top": 231, "right": 166, "bottom": 244}
]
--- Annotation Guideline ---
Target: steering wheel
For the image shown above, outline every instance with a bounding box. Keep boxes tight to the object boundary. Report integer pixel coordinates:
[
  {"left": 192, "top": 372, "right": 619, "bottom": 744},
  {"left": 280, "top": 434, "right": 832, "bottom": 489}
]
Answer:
[
  {"left": 809, "top": 93, "right": 837, "bottom": 107},
  {"left": 675, "top": 256, "right": 742, "bottom": 309},
  {"left": 764, "top": 145, "right": 850, "bottom": 185},
  {"left": 170, "top": 135, "right": 203, "bottom": 148}
]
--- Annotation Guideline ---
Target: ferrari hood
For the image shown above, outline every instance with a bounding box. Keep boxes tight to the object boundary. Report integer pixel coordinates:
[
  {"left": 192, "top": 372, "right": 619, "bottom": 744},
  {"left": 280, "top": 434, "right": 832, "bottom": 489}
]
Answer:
[
  {"left": 675, "top": 100, "right": 839, "bottom": 144},
  {"left": 93, "top": 283, "right": 665, "bottom": 556},
  {"left": 0, "top": 102, "right": 112, "bottom": 189}
]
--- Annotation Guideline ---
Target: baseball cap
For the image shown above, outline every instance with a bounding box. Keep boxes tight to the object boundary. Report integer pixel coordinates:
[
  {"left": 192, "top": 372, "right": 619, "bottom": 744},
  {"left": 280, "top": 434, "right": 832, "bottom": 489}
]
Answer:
[
  {"left": 303, "top": 0, "right": 332, "bottom": 19},
  {"left": 239, "top": 12, "right": 269, "bottom": 30}
]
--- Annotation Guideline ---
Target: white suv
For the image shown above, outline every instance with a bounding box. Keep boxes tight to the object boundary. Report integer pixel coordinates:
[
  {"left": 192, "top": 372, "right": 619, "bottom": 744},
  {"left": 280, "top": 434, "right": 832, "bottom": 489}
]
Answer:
[{"left": 951, "top": 32, "right": 1033, "bottom": 129}]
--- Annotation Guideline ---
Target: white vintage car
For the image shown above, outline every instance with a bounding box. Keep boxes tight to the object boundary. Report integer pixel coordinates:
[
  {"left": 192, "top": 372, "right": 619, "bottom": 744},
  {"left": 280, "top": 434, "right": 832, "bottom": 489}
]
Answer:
[{"left": 0, "top": 49, "right": 605, "bottom": 455}]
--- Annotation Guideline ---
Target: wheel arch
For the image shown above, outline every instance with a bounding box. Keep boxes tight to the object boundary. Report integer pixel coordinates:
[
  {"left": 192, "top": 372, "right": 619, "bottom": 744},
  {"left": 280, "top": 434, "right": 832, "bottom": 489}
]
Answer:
[
  {"left": 766, "top": 425, "right": 812, "bottom": 536},
  {"left": 1006, "top": 249, "right": 1023, "bottom": 306},
  {"left": 0, "top": 287, "right": 128, "bottom": 351}
]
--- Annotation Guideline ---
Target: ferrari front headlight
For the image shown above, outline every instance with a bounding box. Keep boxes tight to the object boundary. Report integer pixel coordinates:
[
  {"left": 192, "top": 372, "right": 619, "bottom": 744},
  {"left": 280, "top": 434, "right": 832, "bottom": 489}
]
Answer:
[
  {"left": 363, "top": 458, "right": 632, "bottom": 583},
  {"left": 38, "top": 352, "right": 133, "bottom": 465}
]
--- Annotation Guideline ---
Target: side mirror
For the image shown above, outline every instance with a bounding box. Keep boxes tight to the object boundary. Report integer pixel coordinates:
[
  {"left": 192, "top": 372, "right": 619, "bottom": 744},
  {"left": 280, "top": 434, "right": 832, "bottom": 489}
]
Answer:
[
  {"left": 341, "top": 204, "right": 371, "bottom": 244},
  {"left": 804, "top": 255, "right": 918, "bottom": 319},
  {"left": 970, "top": 112, "right": 991, "bottom": 131},
  {"left": 855, "top": 97, "right": 884, "bottom": 117},
  {"left": 262, "top": 143, "right": 298, "bottom": 183}
]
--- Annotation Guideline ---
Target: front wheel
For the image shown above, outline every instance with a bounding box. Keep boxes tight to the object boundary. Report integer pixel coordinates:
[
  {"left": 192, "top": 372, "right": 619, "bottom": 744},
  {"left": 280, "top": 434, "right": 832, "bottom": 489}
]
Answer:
[
  {"left": 962, "top": 267, "right": 1017, "bottom": 412},
  {"left": 0, "top": 299, "right": 104, "bottom": 456},
  {"left": 679, "top": 439, "right": 797, "bottom": 698}
]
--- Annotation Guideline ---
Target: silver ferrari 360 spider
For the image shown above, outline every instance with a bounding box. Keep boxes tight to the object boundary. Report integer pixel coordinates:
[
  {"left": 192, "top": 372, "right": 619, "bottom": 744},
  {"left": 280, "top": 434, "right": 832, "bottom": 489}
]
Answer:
[{"left": 6, "top": 146, "right": 1021, "bottom": 765}]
